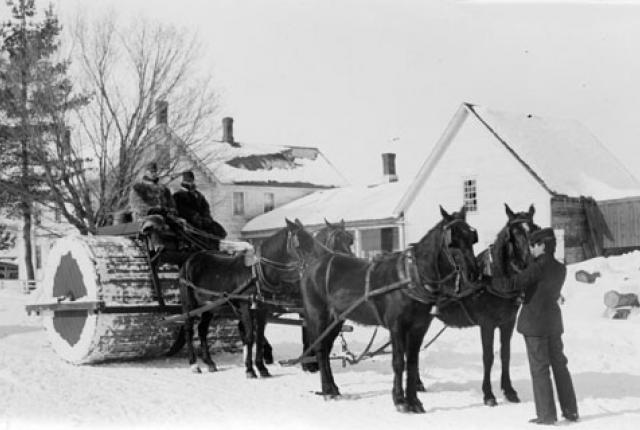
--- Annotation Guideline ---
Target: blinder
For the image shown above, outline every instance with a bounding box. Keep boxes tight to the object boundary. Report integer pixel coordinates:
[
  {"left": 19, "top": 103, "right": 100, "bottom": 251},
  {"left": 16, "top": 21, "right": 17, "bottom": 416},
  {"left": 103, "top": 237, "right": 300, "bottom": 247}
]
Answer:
[
  {"left": 443, "top": 220, "right": 478, "bottom": 246},
  {"left": 470, "top": 228, "right": 478, "bottom": 244},
  {"left": 444, "top": 228, "right": 452, "bottom": 247}
]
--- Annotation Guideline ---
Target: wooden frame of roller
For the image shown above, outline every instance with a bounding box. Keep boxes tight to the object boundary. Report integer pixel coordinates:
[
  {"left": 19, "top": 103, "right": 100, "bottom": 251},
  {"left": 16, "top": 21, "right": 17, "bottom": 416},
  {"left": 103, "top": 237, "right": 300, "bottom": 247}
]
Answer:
[{"left": 27, "top": 234, "right": 351, "bottom": 365}]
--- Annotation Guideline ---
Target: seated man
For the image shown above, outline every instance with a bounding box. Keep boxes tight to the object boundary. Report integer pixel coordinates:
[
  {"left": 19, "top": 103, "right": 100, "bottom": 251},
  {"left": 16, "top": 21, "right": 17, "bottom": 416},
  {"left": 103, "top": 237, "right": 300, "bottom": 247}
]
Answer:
[
  {"left": 129, "top": 162, "right": 176, "bottom": 221},
  {"left": 173, "top": 171, "right": 227, "bottom": 240},
  {"left": 129, "top": 162, "right": 178, "bottom": 253}
]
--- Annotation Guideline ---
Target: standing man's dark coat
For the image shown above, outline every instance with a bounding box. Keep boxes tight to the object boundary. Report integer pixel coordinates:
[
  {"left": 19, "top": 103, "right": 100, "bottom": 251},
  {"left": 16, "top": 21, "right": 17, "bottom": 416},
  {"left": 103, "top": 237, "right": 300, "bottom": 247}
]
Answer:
[
  {"left": 498, "top": 227, "right": 578, "bottom": 425},
  {"left": 512, "top": 253, "right": 566, "bottom": 337}
]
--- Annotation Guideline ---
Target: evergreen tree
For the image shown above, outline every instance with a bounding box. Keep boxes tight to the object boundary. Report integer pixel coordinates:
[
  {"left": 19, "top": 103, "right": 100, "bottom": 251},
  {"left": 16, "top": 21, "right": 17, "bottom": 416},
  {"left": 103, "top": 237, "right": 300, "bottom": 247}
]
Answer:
[{"left": 0, "top": 0, "right": 89, "bottom": 280}]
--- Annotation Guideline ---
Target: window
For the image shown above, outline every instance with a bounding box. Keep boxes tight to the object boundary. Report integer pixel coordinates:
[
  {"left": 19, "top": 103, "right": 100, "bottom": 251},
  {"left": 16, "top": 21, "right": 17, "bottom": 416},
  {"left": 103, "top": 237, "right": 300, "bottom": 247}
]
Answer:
[
  {"left": 0, "top": 263, "right": 18, "bottom": 280},
  {"left": 360, "top": 227, "right": 399, "bottom": 259},
  {"left": 264, "top": 193, "right": 275, "bottom": 213},
  {"left": 233, "top": 192, "right": 245, "bottom": 216},
  {"left": 463, "top": 178, "right": 477, "bottom": 212}
]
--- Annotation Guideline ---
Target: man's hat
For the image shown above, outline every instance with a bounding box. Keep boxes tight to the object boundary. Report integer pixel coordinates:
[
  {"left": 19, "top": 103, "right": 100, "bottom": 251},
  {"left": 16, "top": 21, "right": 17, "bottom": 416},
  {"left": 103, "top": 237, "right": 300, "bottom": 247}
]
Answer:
[
  {"left": 530, "top": 227, "right": 555, "bottom": 245},
  {"left": 182, "top": 170, "right": 195, "bottom": 181}
]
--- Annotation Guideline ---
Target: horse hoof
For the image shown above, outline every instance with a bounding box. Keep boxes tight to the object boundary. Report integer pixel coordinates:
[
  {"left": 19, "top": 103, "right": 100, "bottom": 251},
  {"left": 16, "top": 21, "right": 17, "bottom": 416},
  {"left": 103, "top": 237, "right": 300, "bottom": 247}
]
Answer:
[
  {"left": 206, "top": 365, "right": 218, "bottom": 373},
  {"left": 395, "top": 403, "right": 410, "bottom": 413},
  {"left": 322, "top": 394, "right": 340, "bottom": 401},
  {"left": 504, "top": 392, "right": 520, "bottom": 403},
  {"left": 246, "top": 370, "right": 258, "bottom": 379},
  {"left": 190, "top": 364, "right": 202, "bottom": 374},
  {"left": 259, "top": 370, "right": 271, "bottom": 378},
  {"left": 484, "top": 397, "right": 498, "bottom": 407},
  {"left": 408, "top": 401, "right": 426, "bottom": 414},
  {"left": 302, "top": 363, "right": 319, "bottom": 373}
]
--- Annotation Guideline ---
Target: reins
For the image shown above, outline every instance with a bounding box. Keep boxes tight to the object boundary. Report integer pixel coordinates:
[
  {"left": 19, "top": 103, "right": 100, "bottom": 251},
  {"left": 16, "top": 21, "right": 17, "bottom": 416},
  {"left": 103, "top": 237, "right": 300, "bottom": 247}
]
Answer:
[{"left": 284, "top": 220, "right": 474, "bottom": 366}]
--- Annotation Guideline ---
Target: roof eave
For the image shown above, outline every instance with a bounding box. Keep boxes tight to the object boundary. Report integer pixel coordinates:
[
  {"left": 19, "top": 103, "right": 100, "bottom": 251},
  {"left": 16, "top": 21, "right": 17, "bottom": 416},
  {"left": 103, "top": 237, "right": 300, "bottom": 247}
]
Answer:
[
  {"left": 394, "top": 103, "right": 470, "bottom": 215},
  {"left": 466, "top": 105, "right": 556, "bottom": 197}
]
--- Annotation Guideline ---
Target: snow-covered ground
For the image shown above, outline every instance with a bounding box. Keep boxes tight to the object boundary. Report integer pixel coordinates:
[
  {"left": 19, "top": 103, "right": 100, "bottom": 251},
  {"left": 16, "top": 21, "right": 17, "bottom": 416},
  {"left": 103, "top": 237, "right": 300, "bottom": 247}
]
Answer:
[{"left": 1, "top": 253, "right": 640, "bottom": 430}]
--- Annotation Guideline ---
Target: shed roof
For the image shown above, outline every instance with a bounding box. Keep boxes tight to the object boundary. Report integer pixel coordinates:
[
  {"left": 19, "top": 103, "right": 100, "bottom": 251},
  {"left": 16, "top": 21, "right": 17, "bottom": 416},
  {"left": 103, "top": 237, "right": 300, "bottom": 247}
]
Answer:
[
  {"left": 469, "top": 104, "right": 640, "bottom": 199},
  {"left": 396, "top": 103, "right": 640, "bottom": 214},
  {"left": 242, "top": 180, "right": 408, "bottom": 235}
]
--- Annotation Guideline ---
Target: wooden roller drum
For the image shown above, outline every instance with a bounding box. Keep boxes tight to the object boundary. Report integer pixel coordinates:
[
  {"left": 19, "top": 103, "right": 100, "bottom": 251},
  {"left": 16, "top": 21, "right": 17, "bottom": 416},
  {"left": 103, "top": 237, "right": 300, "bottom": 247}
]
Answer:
[{"left": 32, "top": 235, "right": 184, "bottom": 364}]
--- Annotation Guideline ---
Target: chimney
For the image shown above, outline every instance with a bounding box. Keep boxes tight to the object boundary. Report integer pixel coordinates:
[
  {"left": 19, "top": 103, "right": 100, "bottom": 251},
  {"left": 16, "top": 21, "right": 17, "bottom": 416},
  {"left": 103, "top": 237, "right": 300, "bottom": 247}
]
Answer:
[
  {"left": 222, "top": 117, "right": 239, "bottom": 146},
  {"left": 156, "top": 100, "right": 168, "bottom": 125},
  {"left": 381, "top": 153, "right": 398, "bottom": 183}
]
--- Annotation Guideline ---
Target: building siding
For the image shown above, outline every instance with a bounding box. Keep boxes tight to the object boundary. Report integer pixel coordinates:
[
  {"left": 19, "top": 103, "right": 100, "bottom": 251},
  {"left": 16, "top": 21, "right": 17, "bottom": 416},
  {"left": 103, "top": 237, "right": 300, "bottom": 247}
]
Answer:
[{"left": 405, "top": 112, "right": 551, "bottom": 254}]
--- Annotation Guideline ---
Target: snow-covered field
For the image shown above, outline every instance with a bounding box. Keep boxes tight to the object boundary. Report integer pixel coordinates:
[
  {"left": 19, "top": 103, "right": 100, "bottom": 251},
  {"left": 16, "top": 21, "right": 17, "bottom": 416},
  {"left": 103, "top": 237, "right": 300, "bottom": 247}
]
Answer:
[{"left": 1, "top": 253, "right": 640, "bottom": 430}]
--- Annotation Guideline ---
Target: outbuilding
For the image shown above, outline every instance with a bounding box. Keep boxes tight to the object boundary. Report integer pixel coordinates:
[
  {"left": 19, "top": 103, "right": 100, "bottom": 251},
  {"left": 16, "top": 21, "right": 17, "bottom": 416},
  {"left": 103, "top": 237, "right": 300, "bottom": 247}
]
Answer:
[{"left": 244, "top": 103, "right": 640, "bottom": 263}]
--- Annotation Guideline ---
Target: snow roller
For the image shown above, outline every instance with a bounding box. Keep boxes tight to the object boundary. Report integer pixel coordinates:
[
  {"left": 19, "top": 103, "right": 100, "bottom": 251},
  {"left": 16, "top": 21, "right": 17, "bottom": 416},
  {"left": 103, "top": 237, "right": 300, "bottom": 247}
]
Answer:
[{"left": 26, "top": 233, "right": 239, "bottom": 364}]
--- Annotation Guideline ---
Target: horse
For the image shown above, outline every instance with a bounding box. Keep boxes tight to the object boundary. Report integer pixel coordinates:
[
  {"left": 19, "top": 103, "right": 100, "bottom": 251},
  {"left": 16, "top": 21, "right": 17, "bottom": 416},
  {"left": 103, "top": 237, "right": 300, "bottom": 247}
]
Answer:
[
  {"left": 261, "top": 218, "right": 354, "bottom": 370},
  {"left": 286, "top": 207, "right": 479, "bottom": 413},
  {"left": 434, "top": 203, "right": 538, "bottom": 406},
  {"left": 178, "top": 219, "right": 354, "bottom": 377}
]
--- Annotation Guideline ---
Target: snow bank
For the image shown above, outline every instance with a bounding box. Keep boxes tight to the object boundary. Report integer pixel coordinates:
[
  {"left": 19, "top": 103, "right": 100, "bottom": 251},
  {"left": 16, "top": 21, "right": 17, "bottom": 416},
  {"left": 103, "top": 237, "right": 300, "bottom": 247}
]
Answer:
[{"left": 1, "top": 252, "right": 640, "bottom": 430}]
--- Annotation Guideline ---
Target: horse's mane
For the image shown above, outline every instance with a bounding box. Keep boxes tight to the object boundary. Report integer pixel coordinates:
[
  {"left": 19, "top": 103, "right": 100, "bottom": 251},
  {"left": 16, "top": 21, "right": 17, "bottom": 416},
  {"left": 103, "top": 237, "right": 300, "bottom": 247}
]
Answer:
[{"left": 489, "top": 226, "right": 512, "bottom": 277}]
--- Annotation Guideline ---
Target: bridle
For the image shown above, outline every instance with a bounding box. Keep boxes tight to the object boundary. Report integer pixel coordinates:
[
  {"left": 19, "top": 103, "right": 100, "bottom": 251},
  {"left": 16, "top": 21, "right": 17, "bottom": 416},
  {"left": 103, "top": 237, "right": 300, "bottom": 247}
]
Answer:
[
  {"left": 413, "top": 218, "right": 477, "bottom": 293},
  {"left": 484, "top": 217, "right": 533, "bottom": 277},
  {"left": 505, "top": 217, "right": 534, "bottom": 273},
  {"left": 314, "top": 229, "right": 353, "bottom": 255},
  {"left": 253, "top": 231, "right": 305, "bottom": 293}
]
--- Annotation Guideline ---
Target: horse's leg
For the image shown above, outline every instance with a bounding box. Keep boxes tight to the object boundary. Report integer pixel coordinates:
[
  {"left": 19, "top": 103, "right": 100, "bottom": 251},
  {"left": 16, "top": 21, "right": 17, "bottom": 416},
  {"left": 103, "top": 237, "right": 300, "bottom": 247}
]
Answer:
[
  {"left": 254, "top": 306, "right": 271, "bottom": 377},
  {"left": 305, "top": 306, "right": 340, "bottom": 397},
  {"left": 390, "top": 325, "right": 407, "bottom": 412},
  {"left": 185, "top": 317, "right": 201, "bottom": 373},
  {"left": 500, "top": 318, "right": 520, "bottom": 403},
  {"left": 263, "top": 336, "right": 274, "bottom": 365},
  {"left": 319, "top": 320, "right": 343, "bottom": 397},
  {"left": 301, "top": 319, "right": 319, "bottom": 373},
  {"left": 239, "top": 304, "right": 257, "bottom": 378},
  {"left": 480, "top": 324, "right": 497, "bottom": 406},
  {"left": 404, "top": 322, "right": 428, "bottom": 413},
  {"left": 198, "top": 311, "right": 217, "bottom": 372}
]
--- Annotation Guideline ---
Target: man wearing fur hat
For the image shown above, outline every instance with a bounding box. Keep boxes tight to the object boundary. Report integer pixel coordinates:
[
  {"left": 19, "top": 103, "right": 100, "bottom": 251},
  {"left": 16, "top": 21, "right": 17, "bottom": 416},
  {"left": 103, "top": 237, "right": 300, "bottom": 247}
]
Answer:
[
  {"left": 129, "top": 162, "right": 176, "bottom": 221},
  {"left": 496, "top": 227, "right": 578, "bottom": 426},
  {"left": 173, "top": 171, "right": 227, "bottom": 239}
]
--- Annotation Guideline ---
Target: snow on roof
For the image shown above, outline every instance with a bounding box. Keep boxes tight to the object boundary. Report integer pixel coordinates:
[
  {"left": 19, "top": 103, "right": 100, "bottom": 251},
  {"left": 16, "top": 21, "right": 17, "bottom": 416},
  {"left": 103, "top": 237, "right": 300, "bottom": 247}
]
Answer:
[
  {"left": 469, "top": 105, "right": 640, "bottom": 200},
  {"left": 193, "top": 140, "right": 347, "bottom": 187},
  {"left": 242, "top": 181, "right": 409, "bottom": 234},
  {"left": 146, "top": 124, "right": 347, "bottom": 188}
]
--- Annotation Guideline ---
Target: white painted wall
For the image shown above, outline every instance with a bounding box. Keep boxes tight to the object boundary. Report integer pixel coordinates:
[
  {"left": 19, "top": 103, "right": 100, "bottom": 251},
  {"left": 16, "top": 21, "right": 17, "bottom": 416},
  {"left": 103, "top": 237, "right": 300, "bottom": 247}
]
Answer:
[{"left": 404, "top": 112, "right": 551, "bottom": 254}]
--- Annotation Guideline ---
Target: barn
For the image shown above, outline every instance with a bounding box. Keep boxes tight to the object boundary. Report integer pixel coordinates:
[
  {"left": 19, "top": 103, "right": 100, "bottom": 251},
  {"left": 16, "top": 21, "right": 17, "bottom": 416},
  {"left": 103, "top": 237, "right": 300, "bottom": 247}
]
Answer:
[{"left": 244, "top": 103, "right": 640, "bottom": 263}]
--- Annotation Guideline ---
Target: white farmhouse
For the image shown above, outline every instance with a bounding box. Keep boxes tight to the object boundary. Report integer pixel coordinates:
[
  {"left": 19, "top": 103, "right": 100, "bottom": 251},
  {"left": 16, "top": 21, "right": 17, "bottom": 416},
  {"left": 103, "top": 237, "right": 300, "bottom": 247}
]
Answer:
[{"left": 141, "top": 102, "right": 348, "bottom": 240}]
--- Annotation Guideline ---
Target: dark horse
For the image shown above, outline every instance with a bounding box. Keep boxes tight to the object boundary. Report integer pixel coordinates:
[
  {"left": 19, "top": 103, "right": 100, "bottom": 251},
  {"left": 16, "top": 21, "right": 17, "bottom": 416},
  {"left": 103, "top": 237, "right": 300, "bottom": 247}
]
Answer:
[
  {"left": 286, "top": 207, "right": 479, "bottom": 413},
  {"left": 434, "top": 203, "right": 538, "bottom": 406},
  {"left": 178, "top": 220, "right": 353, "bottom": 377}
]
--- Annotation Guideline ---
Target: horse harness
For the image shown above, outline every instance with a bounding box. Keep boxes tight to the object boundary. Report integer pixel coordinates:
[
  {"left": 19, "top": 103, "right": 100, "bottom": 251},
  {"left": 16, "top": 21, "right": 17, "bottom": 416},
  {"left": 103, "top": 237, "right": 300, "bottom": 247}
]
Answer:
[{"left": 287, "top": 221, "right": 475, "bottom": 365}]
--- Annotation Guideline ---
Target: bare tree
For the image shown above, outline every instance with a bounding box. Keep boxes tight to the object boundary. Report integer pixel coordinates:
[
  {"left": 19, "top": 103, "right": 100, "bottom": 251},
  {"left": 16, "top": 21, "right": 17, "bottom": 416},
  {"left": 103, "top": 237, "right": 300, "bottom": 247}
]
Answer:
[{"left": 68, "top": 12, "right": 220, "bottom": 229}]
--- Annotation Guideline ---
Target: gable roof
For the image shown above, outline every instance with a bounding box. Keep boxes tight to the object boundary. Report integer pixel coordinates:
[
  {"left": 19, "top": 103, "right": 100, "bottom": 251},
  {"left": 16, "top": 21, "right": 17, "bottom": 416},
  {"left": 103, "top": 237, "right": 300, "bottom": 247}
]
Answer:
[
  {"left": 242, "top": 181, "right": 409, "bottom": 235},
  {"left": 396, "top": 103, "right": 640, "bottom": 213},
  {"left": 145, "top": 124, "right": 347, "bottom": 188}
]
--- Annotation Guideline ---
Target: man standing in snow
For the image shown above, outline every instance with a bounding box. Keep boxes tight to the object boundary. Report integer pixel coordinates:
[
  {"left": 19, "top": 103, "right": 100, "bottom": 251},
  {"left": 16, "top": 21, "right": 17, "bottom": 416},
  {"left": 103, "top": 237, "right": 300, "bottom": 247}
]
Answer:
[{"left": 496, "top": 227, "right": 579, "bottom": 425}]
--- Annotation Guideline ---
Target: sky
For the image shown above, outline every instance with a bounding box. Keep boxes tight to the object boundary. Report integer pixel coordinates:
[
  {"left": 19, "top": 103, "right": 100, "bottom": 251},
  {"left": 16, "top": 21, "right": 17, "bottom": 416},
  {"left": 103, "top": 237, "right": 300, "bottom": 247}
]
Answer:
[{"left": 5, "top": 0, "right": 640, "bottom": 185}]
